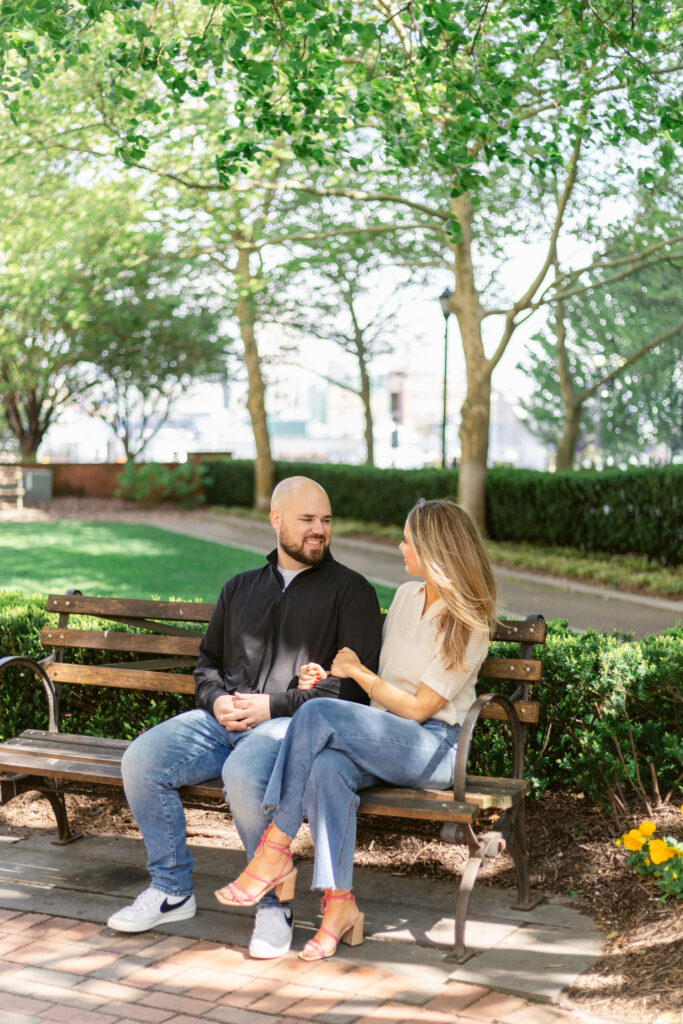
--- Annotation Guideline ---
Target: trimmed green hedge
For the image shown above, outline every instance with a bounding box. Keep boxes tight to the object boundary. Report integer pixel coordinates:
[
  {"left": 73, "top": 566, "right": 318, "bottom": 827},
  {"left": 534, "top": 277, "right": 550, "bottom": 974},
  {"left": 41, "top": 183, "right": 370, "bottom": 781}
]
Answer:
[
  {"left": 1, "top": 592, "right": 680, "bottom": 805},
  {"left": 202, "top": 460, "right": 682, "bottom": 564}
]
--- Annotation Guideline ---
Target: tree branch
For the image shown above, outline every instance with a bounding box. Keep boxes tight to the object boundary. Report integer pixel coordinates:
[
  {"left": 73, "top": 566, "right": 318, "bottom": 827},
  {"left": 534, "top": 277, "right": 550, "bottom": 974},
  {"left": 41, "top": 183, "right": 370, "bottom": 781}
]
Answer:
[
  {"left": 487, "top": 126, "right": 584, "bottom": 370},
  {"left": 578, "top": 317, "right": 683, "bottom": 404}
]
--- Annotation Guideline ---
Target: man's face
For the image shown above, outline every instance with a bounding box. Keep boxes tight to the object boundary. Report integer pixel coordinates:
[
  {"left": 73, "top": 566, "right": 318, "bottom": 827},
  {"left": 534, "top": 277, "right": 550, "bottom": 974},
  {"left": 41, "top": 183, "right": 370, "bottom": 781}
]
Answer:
[{"left": 271, "top": 488, "right": 332, "bottom": 569}]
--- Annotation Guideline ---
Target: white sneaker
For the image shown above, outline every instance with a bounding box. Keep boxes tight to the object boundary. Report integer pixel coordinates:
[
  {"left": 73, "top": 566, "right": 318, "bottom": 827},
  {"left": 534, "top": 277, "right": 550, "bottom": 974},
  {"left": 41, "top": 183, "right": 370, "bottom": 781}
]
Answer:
[
  {"left": 107, "top": 887, "right": 196, "bottom": 932},
  {"left": 249, "top": 903, "right": 294, "bottom": 959}
]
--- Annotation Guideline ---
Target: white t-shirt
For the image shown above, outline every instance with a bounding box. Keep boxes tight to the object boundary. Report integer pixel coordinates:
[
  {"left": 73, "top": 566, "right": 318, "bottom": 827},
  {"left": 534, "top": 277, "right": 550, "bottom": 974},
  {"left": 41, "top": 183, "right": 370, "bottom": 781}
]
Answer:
[
  {"left": 278, "top": 566, "right": 305, "bottom": 589},
  {"left": 376, "top": 581, "right": 489, "bottom": 726}
]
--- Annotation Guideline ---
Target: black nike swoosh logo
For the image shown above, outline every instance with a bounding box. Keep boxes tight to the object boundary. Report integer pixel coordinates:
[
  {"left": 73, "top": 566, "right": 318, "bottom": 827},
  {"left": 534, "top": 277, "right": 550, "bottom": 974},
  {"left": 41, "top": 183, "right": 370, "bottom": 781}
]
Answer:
[{"left": 160, "top": 894, "right": 192, "bottom": 913}]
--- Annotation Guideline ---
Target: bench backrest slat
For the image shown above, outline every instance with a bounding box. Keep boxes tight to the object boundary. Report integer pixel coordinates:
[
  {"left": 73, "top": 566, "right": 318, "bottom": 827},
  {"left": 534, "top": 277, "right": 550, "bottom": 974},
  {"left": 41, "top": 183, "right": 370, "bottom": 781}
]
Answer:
[
  {"left": 49, "top": 663, "right": 195, "bottom": 694},
  {"left": 478, "top": 699, "right": 538, "bottom": 723},
  {"left": 491, "top": 619, "right": 547, "bottom": 643},
  {"left": 479, "top": 657, "right": 542, "bottom": 682},
  {"left": 41, "top": 627, "right": 201, "bottom": 657},
  {"left": 46, "top": 594, "right": 215, "bottom": 623}
]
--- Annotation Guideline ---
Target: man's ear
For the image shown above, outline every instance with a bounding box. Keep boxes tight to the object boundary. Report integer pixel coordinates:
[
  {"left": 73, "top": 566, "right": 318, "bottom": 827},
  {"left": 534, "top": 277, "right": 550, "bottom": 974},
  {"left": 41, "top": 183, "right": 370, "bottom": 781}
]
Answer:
[{"left": 270, "top": 508, "right": 280, "bottom": 531}]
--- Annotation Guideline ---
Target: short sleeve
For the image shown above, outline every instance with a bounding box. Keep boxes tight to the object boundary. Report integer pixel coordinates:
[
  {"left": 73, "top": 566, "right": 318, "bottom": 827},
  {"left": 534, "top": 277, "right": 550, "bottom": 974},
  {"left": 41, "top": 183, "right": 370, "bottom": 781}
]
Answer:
[{"left": 419, "top": 627, "right": 489, "bottom": 702}]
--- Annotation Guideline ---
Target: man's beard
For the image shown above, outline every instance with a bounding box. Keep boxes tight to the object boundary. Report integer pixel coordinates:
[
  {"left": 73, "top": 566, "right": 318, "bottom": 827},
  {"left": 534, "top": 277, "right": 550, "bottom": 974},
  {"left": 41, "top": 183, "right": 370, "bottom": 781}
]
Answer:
[{"left": 279, "top": 525, "right": 329, "bottom": 566}]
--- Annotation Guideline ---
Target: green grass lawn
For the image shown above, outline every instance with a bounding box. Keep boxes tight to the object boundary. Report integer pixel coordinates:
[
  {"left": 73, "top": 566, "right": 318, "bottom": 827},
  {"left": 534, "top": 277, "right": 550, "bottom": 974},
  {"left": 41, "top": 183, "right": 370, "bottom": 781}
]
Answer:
[{"left": 0, "top": 521, "right": 396, "bottom": 607}]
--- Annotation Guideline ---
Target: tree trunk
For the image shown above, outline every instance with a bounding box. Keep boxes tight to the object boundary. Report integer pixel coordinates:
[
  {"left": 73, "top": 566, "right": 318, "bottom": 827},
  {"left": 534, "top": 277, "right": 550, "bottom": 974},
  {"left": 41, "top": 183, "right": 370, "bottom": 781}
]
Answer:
[
  {"left": 235, "top": 247, "right": 274, "bottom": 511},
  {"left": 2, "top": 392, "right": 47, "bottom": 460},
  {"left": 555, "top": 403, "right": 582, "bottom": 470},
  {"left": 448, "top": 194, "right": 490, "bottom": 532},
  {"left": 458, "top": 373, "right": 491, "bottom": 531},
  {"left": 553, "top": 275, "right": 582, "bottom": 470},
  {"left": 356, "top": 336, "right": 374, "bottom": 466}
]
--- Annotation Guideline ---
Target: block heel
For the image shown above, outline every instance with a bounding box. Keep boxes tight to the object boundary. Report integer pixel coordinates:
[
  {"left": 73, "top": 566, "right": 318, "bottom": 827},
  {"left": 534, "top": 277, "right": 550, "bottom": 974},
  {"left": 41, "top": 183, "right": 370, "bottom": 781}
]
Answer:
[
  {"left": 340, "top": 910, "right": 364, "bottom": 947},
  {"left": 274, "top": 867, "right": 297, "bottom": 902},
  {"left": 299, "top": 890, "right": 364, "bottom": 961}
]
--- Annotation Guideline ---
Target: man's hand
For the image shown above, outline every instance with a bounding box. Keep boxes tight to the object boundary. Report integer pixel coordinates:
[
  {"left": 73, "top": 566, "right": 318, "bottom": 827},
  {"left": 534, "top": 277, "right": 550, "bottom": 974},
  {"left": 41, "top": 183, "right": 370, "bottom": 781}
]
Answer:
[
  {"left": 227, "top": 692, "right": 272, "bottom": 730},
  {"left": 213, "top": 694, "right": 246, "bottom": 731}
]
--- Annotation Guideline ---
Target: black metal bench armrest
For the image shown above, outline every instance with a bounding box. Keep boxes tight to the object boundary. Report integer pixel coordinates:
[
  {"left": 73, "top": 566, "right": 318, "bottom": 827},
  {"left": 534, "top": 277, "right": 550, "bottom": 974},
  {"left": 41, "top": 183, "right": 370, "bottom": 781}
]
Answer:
[
  {"left": 0, "top": 654, "right": 59, "bottom": 731},
  {"left": 452, "top": 693, "right": 524, "bottom": 803}
]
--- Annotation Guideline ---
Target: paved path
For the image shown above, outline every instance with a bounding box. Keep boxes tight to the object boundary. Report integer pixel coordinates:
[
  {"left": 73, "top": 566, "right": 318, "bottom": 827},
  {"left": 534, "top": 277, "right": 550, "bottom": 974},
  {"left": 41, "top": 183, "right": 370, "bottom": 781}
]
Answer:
[
  {"left": 0, "top": 829, "right": 600, "bottom": 1022},
  {"left": 149, "top": 512, "right": 682, "bottom": 638}
]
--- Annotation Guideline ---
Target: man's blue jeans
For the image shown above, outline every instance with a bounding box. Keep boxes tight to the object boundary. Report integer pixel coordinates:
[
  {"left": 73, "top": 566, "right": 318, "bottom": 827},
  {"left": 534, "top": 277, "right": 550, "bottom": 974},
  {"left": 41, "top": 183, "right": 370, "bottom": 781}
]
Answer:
[
  {"left": 121, "top": 709, "right": 290, "bottom": 899},
  {"left": 263, "top": 698, "right": 460, "bottom": 891}
]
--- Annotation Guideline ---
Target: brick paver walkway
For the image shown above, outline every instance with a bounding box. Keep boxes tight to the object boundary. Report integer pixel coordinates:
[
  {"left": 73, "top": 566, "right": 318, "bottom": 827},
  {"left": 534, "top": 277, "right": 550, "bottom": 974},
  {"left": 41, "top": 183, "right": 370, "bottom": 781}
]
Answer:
[{"left": 0, "top": 909, "right": 591, "bottom": 1024}]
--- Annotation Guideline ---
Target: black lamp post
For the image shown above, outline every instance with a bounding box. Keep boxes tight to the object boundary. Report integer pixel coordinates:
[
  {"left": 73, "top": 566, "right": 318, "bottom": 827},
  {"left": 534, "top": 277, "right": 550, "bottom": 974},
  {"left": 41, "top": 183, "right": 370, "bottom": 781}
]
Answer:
[{"left": 438, "top": 288, "right": 453, "bottom": 469}]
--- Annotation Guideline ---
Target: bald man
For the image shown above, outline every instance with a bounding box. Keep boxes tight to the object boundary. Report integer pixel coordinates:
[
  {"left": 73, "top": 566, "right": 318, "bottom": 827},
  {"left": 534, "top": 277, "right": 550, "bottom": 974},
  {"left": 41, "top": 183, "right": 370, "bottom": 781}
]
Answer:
[{"left": 110, "top": 477, "right": 383, "bottom": 960}]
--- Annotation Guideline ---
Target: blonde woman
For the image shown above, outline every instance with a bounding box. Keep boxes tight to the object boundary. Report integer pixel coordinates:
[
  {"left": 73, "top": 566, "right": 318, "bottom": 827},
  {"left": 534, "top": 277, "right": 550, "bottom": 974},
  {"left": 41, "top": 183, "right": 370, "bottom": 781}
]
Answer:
[{"left": 215, "top": 499, "right": 496, "bottom": 961}]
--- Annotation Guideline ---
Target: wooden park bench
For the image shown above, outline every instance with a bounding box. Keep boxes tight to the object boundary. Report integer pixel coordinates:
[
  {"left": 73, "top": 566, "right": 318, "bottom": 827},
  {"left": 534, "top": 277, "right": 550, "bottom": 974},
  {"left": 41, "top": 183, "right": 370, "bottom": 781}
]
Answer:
[
  {"left": 0, "top": 465, "right": 24, "bottom": 510},
  {"left": 0, "top": 591, "right": 546, "bottom": 961}
]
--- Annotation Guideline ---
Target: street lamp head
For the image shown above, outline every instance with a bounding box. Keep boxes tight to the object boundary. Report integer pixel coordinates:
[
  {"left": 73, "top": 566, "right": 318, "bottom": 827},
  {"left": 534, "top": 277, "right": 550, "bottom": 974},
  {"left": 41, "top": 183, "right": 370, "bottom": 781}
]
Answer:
[{"left": 439, "top": 287, "right": 453, "bottom": 319}]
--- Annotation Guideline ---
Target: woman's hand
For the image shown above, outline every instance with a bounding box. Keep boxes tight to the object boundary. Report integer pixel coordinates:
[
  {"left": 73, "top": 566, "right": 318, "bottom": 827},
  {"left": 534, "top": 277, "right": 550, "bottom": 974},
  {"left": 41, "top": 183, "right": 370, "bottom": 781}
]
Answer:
[
  {"left": 330, "top": 647, "right": 362, "bottom": 679},
  {"left": 298, "top": 662, "right": 327, "bottom": 690}
]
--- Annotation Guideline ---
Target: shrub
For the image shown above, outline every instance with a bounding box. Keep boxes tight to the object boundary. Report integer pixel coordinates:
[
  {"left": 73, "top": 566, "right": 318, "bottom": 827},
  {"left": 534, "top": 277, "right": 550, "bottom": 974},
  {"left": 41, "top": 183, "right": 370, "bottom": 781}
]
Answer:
[
  {"left": 470, "top": 620, "right": 683, "bottom": 807},
  {"left": 116, "top": 462, "right": 206, "bottom": 508},
  {"left": 202, "top": 460, "right": 682, "bottom": 564},
  {"left": 484, "top": 465, "right": 682, "bottom": 565}
]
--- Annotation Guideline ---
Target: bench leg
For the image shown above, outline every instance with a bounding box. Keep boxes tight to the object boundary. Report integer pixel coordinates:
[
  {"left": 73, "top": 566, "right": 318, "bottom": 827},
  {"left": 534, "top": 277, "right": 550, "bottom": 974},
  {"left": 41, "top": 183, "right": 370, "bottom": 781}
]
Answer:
[
  {"left": 0, "top": 774, "right": 84, "bottom": 845},
  {"left": 498, "top": 801, "right": 543, "bottom": 912},
  {"left": 440, "top": 823, "right": 506, "bottom": 964}
]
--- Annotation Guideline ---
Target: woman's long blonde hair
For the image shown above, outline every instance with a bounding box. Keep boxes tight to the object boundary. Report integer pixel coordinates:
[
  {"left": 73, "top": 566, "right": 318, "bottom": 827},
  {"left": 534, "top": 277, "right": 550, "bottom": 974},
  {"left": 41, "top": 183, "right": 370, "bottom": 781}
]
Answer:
[{"left": 406, "top": 498, "right": 497, "bottom": 671}]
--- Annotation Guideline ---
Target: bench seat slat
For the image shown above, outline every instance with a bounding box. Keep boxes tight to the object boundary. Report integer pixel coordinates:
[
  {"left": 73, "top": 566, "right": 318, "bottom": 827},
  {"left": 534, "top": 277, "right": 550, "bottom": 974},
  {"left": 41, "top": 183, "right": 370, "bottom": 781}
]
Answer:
[
  {"left": 46, "top": 595, "right": 215, "bottom": 622},
  {"left": 18, "top": 730, "right": 129, "bottom": 750},
  {"left": 358, "top": 789, "right": 477, "bottom": 822},
  {"left": 0, "top": 748, "right": 126, "bottom": 784},
  {"left": 49, "top": 663, "right": 196, "bottom": 694},
  {"left": 1, "top": 738, "right": 126, "bottom": 767},
  {"left": 40, "top": 628, "right": 201, "bottom": 657}
]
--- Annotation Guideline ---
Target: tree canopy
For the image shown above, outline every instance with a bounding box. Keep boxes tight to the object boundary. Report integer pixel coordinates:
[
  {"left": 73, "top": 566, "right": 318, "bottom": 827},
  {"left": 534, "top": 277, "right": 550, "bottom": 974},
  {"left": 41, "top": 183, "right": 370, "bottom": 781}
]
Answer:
[{"left": 1, "top": 0, "right": 681, "bottom": 520}]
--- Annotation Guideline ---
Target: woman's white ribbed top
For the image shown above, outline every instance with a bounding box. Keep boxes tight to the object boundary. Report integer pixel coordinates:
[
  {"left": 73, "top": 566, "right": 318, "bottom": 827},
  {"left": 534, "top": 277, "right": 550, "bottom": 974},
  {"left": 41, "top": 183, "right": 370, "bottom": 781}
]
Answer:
[{"left": 376, "top": 581, "right": 489, "bottom": 726}]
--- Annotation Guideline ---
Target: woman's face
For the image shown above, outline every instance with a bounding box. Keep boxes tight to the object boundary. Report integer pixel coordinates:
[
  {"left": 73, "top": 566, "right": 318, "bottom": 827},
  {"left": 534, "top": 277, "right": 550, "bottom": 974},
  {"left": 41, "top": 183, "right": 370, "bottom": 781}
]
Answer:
[{"left": 399, "top": 523, "right": 424, "bottom": 578}]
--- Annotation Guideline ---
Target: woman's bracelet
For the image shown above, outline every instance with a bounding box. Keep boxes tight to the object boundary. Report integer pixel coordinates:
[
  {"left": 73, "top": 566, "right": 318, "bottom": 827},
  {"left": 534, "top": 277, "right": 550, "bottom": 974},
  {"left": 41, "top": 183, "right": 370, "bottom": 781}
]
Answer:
[{"left": 367, "top": 676, "right": 378, "bottom": 701}]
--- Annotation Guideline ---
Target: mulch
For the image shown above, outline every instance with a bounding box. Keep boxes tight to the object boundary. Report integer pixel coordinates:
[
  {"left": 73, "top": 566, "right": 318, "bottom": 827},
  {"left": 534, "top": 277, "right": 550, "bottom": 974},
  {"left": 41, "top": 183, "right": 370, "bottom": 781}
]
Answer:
[{"left": 1, "top": 785, "right": 680, "bottom": 1023}]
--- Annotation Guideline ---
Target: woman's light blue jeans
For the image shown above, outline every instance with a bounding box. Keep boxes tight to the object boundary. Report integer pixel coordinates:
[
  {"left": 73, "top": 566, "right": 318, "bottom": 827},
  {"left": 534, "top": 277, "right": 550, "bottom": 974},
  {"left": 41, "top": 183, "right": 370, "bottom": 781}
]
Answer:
[
  {"left": 121, "top": 709, "right": 290, "bottom": 901},
  {"left": 262, "top": 698, "right": 460, "bottom": 891}
]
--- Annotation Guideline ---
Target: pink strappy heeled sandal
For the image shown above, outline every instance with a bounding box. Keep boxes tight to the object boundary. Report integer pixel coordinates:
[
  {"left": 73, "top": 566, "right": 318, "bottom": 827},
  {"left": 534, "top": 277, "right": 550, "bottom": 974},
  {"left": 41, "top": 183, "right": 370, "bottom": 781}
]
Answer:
[
  {"left": 215, "top": 826, "right": 297, "bottom": 907},
  {"left": 299, "top": 889, "right": 364, "bottom": 961}
]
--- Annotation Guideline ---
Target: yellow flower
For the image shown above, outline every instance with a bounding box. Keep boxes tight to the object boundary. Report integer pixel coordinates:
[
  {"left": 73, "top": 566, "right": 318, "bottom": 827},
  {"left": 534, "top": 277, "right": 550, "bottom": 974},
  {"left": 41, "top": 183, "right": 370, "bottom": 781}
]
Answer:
[
  {"left": 638, "top": 820, "right": 657, "bottom": 837},
  {"left": 623, "top": 829, "right": 646, "bottom": 851},
  {"left": 615, "top": 838, "right": 622, "bottom": 846},
  {"left": 649, "top": 838, "right": 674, "bottom": 865}
]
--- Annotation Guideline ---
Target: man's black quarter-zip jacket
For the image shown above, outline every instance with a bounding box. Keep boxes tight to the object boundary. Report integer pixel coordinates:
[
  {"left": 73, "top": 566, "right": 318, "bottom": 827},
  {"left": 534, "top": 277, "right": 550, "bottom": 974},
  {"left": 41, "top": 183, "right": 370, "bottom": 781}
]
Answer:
[{"left": 194, "top": 549, "right": 383, "bottom": 718}]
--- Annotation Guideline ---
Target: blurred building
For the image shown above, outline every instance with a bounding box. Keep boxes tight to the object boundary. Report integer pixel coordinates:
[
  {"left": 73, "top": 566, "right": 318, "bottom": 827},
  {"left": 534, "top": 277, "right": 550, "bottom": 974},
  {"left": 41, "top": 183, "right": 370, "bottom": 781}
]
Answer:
[{"left": 38, "top": 364, "right": 549, "bottom": 470}]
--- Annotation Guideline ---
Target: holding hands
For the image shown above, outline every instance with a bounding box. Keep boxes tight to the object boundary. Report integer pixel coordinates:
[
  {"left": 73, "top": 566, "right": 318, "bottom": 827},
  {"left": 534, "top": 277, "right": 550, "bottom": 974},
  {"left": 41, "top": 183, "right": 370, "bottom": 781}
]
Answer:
[{"left": 298, "top": 662, "right": 328, "bottom": 690}]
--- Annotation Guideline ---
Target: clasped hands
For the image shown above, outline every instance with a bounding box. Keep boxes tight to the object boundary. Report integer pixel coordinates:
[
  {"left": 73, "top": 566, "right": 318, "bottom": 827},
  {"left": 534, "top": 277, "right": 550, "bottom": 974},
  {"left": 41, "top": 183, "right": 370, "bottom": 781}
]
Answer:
[{"left": 213, "top": 692, "right": 271, "bottom": 731}]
